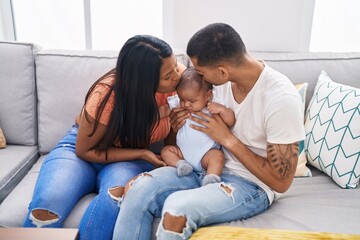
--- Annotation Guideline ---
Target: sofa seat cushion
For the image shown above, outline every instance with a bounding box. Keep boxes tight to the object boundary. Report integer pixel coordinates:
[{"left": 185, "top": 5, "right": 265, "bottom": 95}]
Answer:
[
  {"left": 212, "top": 167, "right": 360, "bottom": 235},
  {"left": 0, "top": 145, "right": 38, "bottom": 203},
  {"left": 2, "top": 160, "right": 359, "bottom": 237},
  {"left": 0, "top": 155, "right": 95, "bottom": 228}
]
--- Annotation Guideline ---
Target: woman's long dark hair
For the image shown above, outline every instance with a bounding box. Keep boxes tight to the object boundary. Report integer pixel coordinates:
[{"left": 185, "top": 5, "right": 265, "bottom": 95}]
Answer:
[{"left": 83, "top": 35, "right": 173, "bottom": 157}]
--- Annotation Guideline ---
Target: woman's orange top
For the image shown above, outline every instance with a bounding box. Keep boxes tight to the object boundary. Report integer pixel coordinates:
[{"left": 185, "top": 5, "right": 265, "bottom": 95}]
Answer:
[{"left": 85, "top": 74, "right": 175, "bottom": 145}]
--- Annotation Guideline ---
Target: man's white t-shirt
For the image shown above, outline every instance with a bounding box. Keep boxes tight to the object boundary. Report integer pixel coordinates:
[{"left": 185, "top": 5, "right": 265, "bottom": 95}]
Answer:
[{"left": 214, "top": 64, "right": 305, "bottom": 204}]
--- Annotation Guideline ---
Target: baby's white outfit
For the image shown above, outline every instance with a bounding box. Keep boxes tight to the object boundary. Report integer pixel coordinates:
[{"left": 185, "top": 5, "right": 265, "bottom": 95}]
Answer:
[{"left": 167, "top": 95, "right": 221, "bottom": 172}]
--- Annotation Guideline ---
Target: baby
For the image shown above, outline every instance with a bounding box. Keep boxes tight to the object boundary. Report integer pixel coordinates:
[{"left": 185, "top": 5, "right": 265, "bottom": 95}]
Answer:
[{"left": 161, "top": 67, "right": 235, "bottom": 186}]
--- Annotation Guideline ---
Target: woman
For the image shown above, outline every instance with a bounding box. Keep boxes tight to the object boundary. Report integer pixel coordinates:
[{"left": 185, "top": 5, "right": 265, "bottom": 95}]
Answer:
[{"left": 23, "top": 35, "right": 185, "bottom": 240}]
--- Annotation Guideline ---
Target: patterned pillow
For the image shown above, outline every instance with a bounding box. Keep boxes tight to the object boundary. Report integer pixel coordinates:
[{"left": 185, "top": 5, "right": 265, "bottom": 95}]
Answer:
[
  {"left": 294, "top": 83, "right": 312, "bottom": 177},
  {"left": 0, "top": 127, "right": 6, "bottom": 149},
  {"left": 305, "top": 71, "right": 360, "bottom": 188}
]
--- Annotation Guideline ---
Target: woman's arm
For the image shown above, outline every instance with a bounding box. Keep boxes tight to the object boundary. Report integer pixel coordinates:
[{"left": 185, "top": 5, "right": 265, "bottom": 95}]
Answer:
[{"left": 76, "top": 111, "right": 166, "bottom": 167}]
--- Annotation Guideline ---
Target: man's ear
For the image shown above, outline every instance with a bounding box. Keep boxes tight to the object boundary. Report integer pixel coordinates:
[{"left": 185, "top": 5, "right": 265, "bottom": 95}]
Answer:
[{"left": 218, "top": 66, "right": 229, "bottom": 80}]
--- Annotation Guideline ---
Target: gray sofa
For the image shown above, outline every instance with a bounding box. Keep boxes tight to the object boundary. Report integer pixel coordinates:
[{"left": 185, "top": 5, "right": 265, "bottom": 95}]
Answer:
[{"left": 0, "top": 41, "right": 359, "bottom": 237}]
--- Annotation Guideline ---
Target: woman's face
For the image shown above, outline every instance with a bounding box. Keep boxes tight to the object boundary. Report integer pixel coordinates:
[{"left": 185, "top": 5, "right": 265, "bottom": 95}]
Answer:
[{"left": 157, "top": 55, "right": 184, "bottom": 93}]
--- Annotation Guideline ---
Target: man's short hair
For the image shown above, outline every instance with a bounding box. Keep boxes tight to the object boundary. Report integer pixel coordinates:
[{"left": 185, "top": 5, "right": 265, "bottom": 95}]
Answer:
[{"left": 187, "top": 23, "right": 247, "bottom": 67}]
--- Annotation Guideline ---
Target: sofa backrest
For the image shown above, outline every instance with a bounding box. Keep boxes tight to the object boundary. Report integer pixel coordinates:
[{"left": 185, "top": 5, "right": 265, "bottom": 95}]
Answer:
[
  {"left": 251, "top": 52, "right": 360, "bottom": 108},
  {"left": 0, "top": 42, "right": 40, "bottom": 145},
  {"left": 36, "top": 50, "right": 118, "bottom": 154},
  {"left": 36, "top": 49, "right": 190, "bottom": 154}
]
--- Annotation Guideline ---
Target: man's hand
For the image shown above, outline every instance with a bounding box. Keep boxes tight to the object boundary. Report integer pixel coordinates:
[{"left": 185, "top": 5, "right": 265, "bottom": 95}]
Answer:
[
  {"left": 169, "top": 107, "right": 191, "bottom": 133},
  {"left": 190, "top": 111, "right": 234, "bottom": 146}
]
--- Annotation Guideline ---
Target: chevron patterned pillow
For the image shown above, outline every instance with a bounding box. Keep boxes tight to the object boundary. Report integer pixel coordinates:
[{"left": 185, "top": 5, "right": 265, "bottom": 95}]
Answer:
[{"left": 305, "top": 71, "right": 360, "bottom": 188}]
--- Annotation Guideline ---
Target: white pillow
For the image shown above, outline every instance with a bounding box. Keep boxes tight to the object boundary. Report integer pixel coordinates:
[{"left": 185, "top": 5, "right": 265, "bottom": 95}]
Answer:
[
  {"left": 305, "top": 71, "right": 360, "bottom": 188},
  {"left": 294, "top": 83, "right": 312, "bottom": 177}
]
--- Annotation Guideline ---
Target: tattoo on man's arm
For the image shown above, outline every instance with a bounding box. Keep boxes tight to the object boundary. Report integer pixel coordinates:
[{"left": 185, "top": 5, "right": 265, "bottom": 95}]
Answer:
[{"left": 267, "top": 143, "right": 299, "bottom": 179}]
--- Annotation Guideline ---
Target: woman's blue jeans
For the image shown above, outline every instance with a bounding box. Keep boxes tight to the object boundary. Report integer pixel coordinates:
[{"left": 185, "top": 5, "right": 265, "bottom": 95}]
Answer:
[
  {"left": 112, "top": 166, "right": 269, "bottom": 240},
  {"left": 23, "top": 124, "right": 154, "bottom": 240}
]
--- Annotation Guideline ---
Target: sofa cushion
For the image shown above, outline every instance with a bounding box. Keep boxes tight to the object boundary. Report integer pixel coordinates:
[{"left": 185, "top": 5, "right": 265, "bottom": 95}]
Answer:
[
  {"left": 2, "top": 157, "right": 359, "bottom": 236},
  {"left": 305, "top": 71, "right": 360, "bottom": 188},
  {"left": 251, "top": 52, "right": 360, "bottom": 109},
  {"left": 0, "top": 42, "right": 40, "bottom": 145},
  {"left": 294, "top": 83, "right": 311, "bottom": 177},
  {"left": 0, "top": 144, "right": 164, "bottom": 230},
  {"left": 0, "top": 127, "right": 6, "bottom": 149},
  {"left": 0, "top": 145, "right": 39, "bottom": 203},
  {"left": 0, "top": 155, "right": 95, "bottom": 227},
  {"left": 36, "top": 50, "right": 118, "bottom": 154},
  {"left": 212, "top": 167, "right": 360, "bottom": 235}
]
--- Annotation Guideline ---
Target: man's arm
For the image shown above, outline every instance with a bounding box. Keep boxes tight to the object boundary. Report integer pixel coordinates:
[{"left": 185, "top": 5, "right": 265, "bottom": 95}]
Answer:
[{"left": 189, "top": 112, "right": 298, "bottom": 193}]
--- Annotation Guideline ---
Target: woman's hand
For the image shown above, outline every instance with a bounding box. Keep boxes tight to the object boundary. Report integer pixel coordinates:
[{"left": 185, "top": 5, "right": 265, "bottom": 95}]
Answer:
[
  {"left": 169, "top": 107, "right": 191, "bottom": 133},
  {"left": 142, "top": 149, "right": 166, "bottom": 168}
]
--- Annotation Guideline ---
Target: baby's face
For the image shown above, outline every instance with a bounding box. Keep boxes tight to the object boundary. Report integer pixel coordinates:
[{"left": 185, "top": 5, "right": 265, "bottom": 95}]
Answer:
[{"left": 177, "top": 87, "right": 211, "bottom": 112}]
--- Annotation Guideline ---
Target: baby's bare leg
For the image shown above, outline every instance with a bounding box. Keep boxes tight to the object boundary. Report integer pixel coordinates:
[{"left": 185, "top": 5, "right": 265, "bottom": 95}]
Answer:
[
  {"left": 161, "top": 145, "right": 193, "bottom": 176},
  {"left": 161, "top": 145, "right": 184, "bottom": 167},
  {"left": 202, "top": 149, "right": 225, "bottom": 176},
  {"left": 201, "top": 149, "right": 225, "bottom": 186}
]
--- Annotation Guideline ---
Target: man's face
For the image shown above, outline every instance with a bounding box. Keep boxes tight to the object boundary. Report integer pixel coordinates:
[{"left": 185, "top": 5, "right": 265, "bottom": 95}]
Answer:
[{"left": 190, "top": 57, "right": 227, "bottom": 86}]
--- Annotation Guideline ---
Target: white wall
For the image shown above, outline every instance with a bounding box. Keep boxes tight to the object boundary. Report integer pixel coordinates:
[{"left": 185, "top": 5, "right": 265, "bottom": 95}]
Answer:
[
  {"left": 163, "top": 0, "right": 315, "bottom": 52},
  {"left": 310, "top": 0, "right": 360, "bottom": 52}
]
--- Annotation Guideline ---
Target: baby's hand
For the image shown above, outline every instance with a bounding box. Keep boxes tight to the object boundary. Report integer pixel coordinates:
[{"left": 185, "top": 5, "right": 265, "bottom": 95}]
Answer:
[{"left": 207, "top": 102, "right": 225, "bottom": 114}]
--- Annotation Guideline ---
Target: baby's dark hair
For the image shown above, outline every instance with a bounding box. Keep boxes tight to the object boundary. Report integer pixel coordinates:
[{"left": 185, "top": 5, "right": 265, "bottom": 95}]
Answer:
[{"left": 176, "top": 67, "right": 213, "bottom": 92}]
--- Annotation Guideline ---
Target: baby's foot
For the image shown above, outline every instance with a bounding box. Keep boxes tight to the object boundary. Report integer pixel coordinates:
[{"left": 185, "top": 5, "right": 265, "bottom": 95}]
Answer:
[
  {"left": 176, "top": 160, "right": 193, "bottom": 176},
  {"left": 202, "top": 174, "right": 221, "bottom": 186}
]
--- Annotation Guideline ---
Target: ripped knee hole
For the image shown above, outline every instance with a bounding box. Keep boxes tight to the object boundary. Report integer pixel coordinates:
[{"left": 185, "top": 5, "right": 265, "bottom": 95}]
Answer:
[
  {"left": 31, "top": 209, "right": 58, "bottom": 221},
  {"left": 108, "top": 186, "right": 125, "bottom": 199},
  {"left": 220, "top": 183, "right": 232, "bottom": 194},
  {"left": 163, "top": 212, "right": 186, "bottom": 233}
]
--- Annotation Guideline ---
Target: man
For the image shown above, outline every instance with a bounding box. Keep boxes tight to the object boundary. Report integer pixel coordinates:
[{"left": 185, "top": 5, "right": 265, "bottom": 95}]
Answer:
[{"left": 113, "top": 23, "right": 304, "bottom": 240}]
